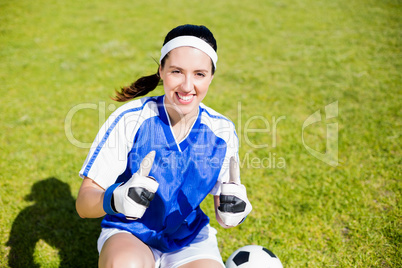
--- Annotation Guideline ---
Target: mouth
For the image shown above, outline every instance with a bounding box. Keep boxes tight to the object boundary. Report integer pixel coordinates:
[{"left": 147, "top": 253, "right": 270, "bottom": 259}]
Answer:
[{"left": 176, "top": 92, "right": 195, "bottom": 103}]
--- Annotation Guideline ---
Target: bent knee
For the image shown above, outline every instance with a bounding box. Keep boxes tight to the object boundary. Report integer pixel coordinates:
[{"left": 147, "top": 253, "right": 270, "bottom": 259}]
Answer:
[
  {"left": 99, "top": 232, "right": 155, "bottom": 268},
  {"left": 99, "top": 241, "right": 155, "bottom": 268},
  {"left": 100, "top": 251, "right": 154, "bottom": 268}
]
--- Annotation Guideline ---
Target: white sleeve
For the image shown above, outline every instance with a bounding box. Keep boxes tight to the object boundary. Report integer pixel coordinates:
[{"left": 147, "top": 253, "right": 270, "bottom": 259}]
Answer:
[
  {"left": 79, "top": 108, "right": 140, "bottom": 190},
  {"left": 209, "top": 126, "right": 239, "bottom": 196}
]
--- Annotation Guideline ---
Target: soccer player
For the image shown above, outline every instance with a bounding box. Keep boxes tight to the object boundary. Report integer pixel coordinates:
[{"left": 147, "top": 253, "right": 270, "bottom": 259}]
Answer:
[{"left": 76, "top": 24, "right": 252, "bottom": 268}]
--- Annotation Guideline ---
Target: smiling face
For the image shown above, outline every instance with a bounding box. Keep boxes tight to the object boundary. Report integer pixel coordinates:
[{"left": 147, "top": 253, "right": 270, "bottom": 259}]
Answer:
[{"left": 159, "top": 46, "right": 214, "bottom": 124}]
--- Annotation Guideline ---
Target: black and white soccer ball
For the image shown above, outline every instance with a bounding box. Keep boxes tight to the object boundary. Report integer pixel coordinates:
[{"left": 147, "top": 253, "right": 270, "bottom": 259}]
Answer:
[{"left": 225, "top": 245, "right": 283, "bottom": 268}]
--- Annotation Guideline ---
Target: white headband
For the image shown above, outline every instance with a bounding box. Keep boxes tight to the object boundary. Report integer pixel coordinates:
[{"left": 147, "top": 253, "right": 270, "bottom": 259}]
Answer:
[{"left": 160, "top": 36, "right": 218, "bottom": 69}]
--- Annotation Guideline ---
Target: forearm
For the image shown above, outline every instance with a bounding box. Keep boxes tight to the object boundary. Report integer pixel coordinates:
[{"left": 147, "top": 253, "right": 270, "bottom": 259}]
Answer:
[{"left": 76, "top": 177, "right": 106, "bottom": 218}]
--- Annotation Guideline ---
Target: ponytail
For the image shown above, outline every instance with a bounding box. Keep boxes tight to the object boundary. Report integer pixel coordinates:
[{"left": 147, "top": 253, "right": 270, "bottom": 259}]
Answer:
[{"left": 112, "top": 70, "right": 161, "bottom": 102}]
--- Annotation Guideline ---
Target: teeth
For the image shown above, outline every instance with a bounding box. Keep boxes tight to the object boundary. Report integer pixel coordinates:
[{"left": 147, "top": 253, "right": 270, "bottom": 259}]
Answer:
[{"left": 177, "top": 93, "right": 194, "bottom": 101}]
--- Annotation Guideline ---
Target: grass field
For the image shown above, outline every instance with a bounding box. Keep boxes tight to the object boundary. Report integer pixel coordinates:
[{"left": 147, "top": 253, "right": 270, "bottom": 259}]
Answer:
[{"left": 0, "top": 0, "right": 400, "bottom": 267}]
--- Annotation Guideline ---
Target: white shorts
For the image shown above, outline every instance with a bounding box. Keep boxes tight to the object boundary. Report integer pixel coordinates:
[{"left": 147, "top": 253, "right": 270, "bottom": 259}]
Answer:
[{"left": 97, "top": 224, "right": 225, "bottom": 268}]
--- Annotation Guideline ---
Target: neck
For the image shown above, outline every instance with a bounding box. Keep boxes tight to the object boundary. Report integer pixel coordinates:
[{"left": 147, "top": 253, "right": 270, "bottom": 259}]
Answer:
[
  {"left": 165, "top": 105, "right": 199, "bottom": 142},
  {"left": 166, "top": 105, "right": 199, "bottom": 127}
]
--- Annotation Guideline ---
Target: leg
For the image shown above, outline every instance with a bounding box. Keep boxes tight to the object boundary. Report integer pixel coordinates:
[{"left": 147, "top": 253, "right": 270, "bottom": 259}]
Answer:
[
  {"left": 179, "top": 259, "right": 224, "bottom": 268},
  {"left": 99, "top": 232, "right": 155, "bottom": 268}
]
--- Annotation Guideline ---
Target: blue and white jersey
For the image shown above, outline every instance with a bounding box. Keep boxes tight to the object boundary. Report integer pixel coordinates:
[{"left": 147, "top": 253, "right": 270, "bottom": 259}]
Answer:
[{"left": 79, "top": 95, "right": 239, "bottom": 252}]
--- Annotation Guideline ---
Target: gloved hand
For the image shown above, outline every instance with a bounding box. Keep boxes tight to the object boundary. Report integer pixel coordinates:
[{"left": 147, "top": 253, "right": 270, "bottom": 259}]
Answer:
[
  {"left": 103, "top": 151, "right": 159, "bottom": 220},
  {"left": 218, "top": 157, "right": 252, "bottom": 226}
]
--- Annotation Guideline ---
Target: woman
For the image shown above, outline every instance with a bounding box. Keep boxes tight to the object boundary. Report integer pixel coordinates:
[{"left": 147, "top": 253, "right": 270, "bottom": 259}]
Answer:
[{"left": 76, "top": 24, "right": 252, "bottom": 268}]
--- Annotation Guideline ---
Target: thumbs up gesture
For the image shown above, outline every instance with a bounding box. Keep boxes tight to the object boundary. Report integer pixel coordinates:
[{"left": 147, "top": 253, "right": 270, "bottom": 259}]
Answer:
[
  {"left": 217, "top": 157, "right": 252, "bottom": 226},
  {"left": 103, "top": 151, "right": 159, "bottom": 220}
]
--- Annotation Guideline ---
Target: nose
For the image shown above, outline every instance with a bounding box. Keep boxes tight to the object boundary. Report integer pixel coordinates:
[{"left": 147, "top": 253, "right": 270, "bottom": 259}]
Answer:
[{"left": 181, "top": 74, "right": 194, "bottom": 93}]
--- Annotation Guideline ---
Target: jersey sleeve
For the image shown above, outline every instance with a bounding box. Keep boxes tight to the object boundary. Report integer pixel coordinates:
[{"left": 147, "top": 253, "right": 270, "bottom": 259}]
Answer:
[
  {"left": 209, "top": 123, "right": 240, "bottom": 196},
  {"left": 79, "top": 102, "right": 144, "bottom": 190}
]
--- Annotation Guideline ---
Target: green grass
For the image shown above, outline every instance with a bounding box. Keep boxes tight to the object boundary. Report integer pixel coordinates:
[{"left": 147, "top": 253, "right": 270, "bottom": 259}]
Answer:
[{"left": 1, "top": 0, "right": 400, "bottom": 267}]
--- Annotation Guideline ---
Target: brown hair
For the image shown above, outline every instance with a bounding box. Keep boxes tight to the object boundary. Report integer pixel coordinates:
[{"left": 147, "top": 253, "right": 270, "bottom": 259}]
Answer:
[
  {"left": 112, "top": 71, "right": 161, "bottom": 102},
  {"left": 113, "top": 24, "right": 217, "bottom": 102}
]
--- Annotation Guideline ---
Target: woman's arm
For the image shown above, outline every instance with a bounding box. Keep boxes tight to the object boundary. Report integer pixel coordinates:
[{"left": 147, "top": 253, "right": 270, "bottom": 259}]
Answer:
[{"left": 76, "top": 177, "right": 106, "bottom": 218}]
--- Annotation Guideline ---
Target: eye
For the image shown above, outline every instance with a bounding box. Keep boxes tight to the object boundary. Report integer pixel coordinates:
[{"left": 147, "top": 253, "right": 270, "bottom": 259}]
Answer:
[
  {"left": 196, "top": 72, "right": 206, "bottom": 77},
  {"left": 171, "top": 70, "right": 181, "bottom": 74}
]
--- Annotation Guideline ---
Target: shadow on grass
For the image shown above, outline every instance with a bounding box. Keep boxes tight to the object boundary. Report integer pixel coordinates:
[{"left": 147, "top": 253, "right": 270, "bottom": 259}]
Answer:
[{"left": 6, "top": 177, "right": 102, "bottom": 267}]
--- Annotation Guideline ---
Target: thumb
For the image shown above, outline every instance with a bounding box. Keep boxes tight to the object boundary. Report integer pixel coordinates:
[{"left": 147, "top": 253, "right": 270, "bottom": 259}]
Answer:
[
  {"left": 228, "top": 156, "right": 240, "bottom": 184},
  {"left": 138, "top": 151, "right": 156, "bottom": 177}
]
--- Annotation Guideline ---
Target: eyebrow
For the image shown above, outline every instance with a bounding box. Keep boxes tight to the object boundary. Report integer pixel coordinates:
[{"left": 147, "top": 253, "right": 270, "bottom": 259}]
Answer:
[{"left": 168, "top": 65, "right": 210, "bottom": 73}]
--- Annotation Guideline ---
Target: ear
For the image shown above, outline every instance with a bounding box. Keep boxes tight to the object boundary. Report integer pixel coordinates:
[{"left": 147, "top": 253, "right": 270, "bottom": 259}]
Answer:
[
  {"left": 158, "top": 65, "right": 164, "bottom": 80},
  {"left": 209, "top": 74, "right": 214, "bottom": 85}
]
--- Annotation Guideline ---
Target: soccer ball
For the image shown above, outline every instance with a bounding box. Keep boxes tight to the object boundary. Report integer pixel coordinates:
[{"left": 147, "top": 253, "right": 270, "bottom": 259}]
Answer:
[{"left": 225, "top": 245, "right": 283, "bottom": 268}]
